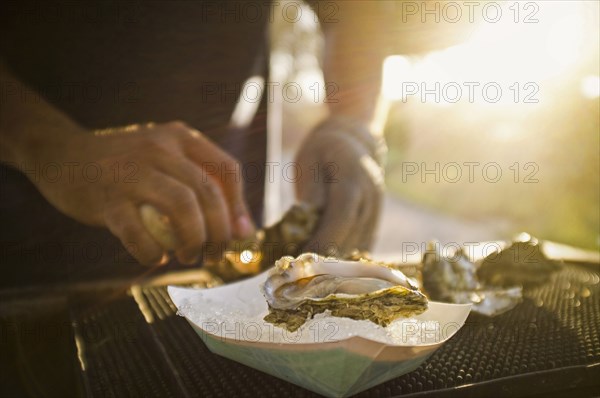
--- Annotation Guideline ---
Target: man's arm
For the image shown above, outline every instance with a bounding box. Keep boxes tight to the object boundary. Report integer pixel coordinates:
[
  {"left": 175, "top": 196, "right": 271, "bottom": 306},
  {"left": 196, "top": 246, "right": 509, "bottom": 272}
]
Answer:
[
  {"left": 0, "top": 61, "right": 86, "bottom": 165},
  {"left": 0, "top": 61, "right": 254, "bottom": 265},
  {"left": 295, "top": 1, "right": 391, "bottom": 255},
  {"left": 313, "top": 1, "right": 391, "bottom": 124}
]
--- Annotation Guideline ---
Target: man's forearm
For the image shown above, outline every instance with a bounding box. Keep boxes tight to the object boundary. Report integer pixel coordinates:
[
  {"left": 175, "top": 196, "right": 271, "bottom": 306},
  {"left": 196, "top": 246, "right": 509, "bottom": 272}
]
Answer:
[
  {"left": 0, "top": 61, "right": 85, "bottom": 165},
  {"left": 316, "top": 1, "right": 391, "bottom": 126}
]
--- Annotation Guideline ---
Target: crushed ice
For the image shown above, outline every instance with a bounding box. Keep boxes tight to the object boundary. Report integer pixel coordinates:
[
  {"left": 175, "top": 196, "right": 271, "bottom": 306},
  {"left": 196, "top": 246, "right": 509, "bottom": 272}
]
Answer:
[{"left": 177, "top": 295, "right": 441, "bottom": 345}]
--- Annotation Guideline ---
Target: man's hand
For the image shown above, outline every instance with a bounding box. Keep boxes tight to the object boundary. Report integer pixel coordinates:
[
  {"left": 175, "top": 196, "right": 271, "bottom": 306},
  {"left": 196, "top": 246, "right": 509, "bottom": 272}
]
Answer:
[
  {"left": 295, "top": 2, "right": 391, "bottom": 256},
  {"left": 0, "top": 65, "right": 253, "bottom": 267},
  {"left": 295, "top": 118, "right": 385, "bottom": 256},
  {"left": 23, "top": 122, "right": 254, "bottom": 266}
]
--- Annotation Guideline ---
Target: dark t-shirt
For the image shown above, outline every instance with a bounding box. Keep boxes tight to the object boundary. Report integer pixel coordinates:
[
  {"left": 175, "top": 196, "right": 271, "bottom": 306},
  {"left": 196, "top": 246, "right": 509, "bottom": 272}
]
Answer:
[{"left": 0, "top": 0, "right": 270, "bottom": 284}]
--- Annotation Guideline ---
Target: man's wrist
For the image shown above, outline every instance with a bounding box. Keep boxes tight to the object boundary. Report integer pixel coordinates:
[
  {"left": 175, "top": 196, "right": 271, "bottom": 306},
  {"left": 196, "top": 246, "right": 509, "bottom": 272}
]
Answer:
[{"left": 310, "top": 115, "right": 387, "bottom": 165}]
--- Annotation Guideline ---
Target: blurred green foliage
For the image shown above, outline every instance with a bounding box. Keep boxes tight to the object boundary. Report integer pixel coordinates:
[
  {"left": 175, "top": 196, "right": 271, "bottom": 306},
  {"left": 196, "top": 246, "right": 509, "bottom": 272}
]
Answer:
[{"left": 384, "top": 86, "right": 599, "bottom": 250}]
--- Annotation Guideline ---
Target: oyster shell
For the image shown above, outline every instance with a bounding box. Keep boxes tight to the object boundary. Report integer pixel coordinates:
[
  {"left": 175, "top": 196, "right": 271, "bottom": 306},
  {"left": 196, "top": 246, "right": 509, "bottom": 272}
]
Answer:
[
  {"left": 344, "top": 250, "right": 424, "bottom": 287},
  {"left": 261, "top": 253, "right": 428, "bottom": 332},
  {"left": 477, "top": 233, "right": 561, "bottom": 287},
  {"left": 207, "top": 203, "right": 320, "bottom": 281},
  {"left": 140, "top": 202, "right": 319, "bottom": 281},
  {"left": 422, "top": 240, "right": 523, "bottom": 317},
  {"left": 422, "top": 241, "right": 479, "bottom": 301}
]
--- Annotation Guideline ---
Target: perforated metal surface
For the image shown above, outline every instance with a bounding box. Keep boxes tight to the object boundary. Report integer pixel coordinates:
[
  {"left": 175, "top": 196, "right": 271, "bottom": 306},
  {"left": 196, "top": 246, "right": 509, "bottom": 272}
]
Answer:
[{"left": 73, "top": 263, "right": 600, "bottom": 397}]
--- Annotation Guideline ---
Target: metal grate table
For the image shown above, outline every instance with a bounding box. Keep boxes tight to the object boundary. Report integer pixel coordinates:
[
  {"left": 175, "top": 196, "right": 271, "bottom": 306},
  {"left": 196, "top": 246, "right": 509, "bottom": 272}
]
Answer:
[{"left": 67, "top": 261, "right": 600, "bottom": 397}]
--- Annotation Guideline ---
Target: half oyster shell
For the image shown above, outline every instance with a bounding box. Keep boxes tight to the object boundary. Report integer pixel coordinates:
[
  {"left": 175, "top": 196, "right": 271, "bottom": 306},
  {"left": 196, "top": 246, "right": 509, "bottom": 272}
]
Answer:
[
  {"left": 261, "top": 253, "right": 428, "bottom": 332},
  {"left": 477, "top": 233, "right": 561, "bottom": 287}
]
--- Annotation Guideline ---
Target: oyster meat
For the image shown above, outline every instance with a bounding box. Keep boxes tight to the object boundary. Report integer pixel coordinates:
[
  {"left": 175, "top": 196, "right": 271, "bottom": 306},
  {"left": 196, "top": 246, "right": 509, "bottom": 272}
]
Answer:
[{"left": 261, "top": 253, "right": 428, "bottom": 332}]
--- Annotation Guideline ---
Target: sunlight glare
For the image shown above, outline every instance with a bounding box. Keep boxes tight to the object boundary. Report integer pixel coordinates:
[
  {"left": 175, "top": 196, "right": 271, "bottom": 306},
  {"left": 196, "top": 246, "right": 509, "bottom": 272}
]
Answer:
[
  {"left": 383, "top": 2, "right": 586, "bottom": 103},
  {"left": 581, "top": 75, "right": 600, "bottom": 99}
]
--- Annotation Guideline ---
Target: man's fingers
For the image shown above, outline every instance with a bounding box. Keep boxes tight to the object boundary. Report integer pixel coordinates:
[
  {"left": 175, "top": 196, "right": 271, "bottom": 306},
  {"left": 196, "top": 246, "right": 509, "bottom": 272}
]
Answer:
[
  {"left": 295, "top": 148, "right": 325, "bottom": 207},
  {"left": 181, "top": 126, "right": 254, "bottom": 238},
  {"left": 340, "top": 199, "right": 371, "bottom": 254},
  {"left": 141, "top": 171, "right": 206, "bottom": 264},
  {"left": 303, "top": 183, "right": 361, "bottom": 256},
  {"left": 297, "top": 152, "right": 360, "bottom": 256},
  {"left": 359, "top": 188, "right": 383, "bottom": 250},
  {"left": 155, "top": 156, "right": 232, "bottom": 246},
  {"left": 195, "top": 177, "right": 232, "bottom": 256},
  {"left": 340, "top": 193, "right": 378, "bottom": 254},
  {"left": 104, "top": 201, "right": 167, "bottom": 266},
  {"left": 340, "top": 174, "right": 383, "bottom": 253}
]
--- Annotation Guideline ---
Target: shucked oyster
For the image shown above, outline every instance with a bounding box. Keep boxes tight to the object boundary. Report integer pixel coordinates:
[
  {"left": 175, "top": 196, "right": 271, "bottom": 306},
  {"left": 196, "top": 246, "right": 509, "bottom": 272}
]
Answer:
[{"left": 261, "top": 253, "right": 428, "bottom": 332}]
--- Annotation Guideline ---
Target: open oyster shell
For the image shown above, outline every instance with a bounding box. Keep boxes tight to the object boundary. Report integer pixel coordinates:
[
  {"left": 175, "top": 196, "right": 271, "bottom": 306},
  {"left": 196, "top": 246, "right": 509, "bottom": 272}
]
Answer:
[
  {"left": 261, "top": 253, "right": 428, "bottom": 332},
  {"left": 205, "top": 203, "right": 320, "bottom": 281},
  {"left": 477, "top": 233, "right": 561, "bottom": 287},
  {"left": 422, "top": 240, "right": 523, "bottom": 317}
]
